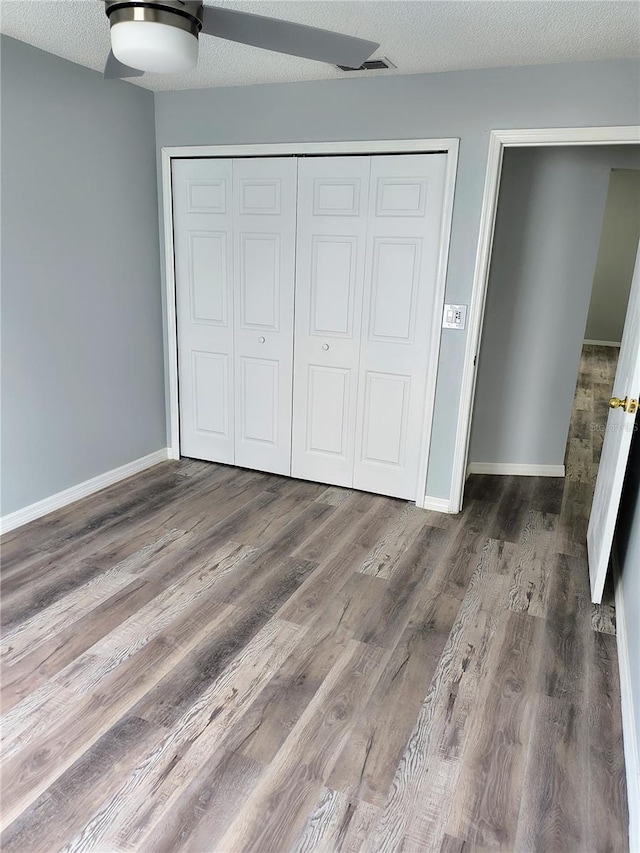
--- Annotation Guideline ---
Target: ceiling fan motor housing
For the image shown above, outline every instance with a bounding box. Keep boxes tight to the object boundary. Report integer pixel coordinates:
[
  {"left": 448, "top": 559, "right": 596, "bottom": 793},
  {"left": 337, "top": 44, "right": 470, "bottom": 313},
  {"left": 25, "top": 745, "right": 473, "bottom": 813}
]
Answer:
[
  {"left": 102, "top": 0, "right": 379, "bottom": 79},
  {"left": 105, "top": 1, "right": 203, "bottom": 73}
]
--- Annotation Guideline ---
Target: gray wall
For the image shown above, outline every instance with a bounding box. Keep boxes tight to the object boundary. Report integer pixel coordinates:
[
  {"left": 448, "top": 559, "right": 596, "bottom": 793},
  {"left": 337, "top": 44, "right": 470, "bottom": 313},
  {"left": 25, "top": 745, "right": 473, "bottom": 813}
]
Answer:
[
  {"left": 1, "top": 36, "right": 166, "bottom": 516},
  {"left": 615, "top": 423, "right": 640, "bottom": 842},
  {"left": 585, "top": 168, "right": 640, "bottom": 344},
  {"left": 469, "top": 145, "right": 640, "bottom": 469},
  {"left": 154, "top": 58, "right": 640, "bottom": 499}
]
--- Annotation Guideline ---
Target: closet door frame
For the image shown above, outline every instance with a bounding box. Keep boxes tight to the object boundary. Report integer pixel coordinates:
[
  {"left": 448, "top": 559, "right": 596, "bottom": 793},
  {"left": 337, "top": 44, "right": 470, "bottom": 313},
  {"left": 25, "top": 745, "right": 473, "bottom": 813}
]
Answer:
[{"left": 162, "top": 138, "right": 459, "bottom": 508}]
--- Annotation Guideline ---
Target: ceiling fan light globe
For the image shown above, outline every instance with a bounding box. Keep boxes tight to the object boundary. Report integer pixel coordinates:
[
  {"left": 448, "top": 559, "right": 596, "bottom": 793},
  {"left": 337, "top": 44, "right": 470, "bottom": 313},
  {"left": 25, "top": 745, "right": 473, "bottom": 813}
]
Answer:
[{"left": 110, "top": 20, "right": 198, "bottom": 74}]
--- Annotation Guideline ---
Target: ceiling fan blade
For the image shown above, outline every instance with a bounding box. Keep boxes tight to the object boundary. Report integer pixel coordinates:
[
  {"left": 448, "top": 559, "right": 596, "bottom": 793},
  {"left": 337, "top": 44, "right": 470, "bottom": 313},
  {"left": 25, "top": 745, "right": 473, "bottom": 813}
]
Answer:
[
  {"left": 104, "top": 49, "right": 145, "bottom": 79},
  {"left": 201, "top": 6, "right": 379, "bottom": 68}
]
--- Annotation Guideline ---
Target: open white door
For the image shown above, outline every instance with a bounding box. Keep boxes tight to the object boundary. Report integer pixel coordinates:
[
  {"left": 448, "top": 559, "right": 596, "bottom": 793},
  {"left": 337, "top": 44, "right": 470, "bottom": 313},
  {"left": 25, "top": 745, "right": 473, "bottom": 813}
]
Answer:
[{"left": 587, "top": 241, "right": 640, "bottom": 603}]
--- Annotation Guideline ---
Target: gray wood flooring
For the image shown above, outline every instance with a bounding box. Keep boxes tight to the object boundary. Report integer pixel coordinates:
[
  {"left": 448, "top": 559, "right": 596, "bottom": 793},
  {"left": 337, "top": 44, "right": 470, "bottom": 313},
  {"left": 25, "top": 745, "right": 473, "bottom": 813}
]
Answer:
[{"left": 0, "top": 345, "right": 628, "bottom": 852}]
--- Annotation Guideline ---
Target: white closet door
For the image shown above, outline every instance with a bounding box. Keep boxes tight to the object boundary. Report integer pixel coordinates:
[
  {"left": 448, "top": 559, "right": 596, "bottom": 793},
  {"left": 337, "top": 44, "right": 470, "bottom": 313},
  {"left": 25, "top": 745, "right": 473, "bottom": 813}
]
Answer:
[
  {"left": 292, "top": 156, "right": 371, "bottom": 486},
  {"left": 354, "top": 154, "right": 447, "bottom": 499},
  {"left": 232, "top": 158, "right": 297, "bottom": 475},
  {"left": 173, "top": 158, "right": 234, "bottom": 463}
]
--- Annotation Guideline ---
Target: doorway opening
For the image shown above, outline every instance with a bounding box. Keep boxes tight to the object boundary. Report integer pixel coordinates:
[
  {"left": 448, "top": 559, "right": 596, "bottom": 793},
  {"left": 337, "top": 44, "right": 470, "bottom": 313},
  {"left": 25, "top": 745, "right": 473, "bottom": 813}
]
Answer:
[
  {"left": 443, "top": 126, "right": 640, "bottom": 853},
  {"left": 468, "top": 145, "right": 639, "bottom": 482},
  {"left": 457, "top": 136, "right": 639, "bottom": 605}
]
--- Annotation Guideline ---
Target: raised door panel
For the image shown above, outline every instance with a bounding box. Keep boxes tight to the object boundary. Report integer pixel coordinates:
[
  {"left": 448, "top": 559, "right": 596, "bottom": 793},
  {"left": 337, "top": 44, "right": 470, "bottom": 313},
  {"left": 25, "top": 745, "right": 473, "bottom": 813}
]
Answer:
[
  {"left": 192, "top": 351, "right": 231, "bottom": 439},
  {"left": 188, "top": 231, "right": 228, "bottom": 325},
  {"left": 233, "top": 158, "right": 297, "bottom": 475},
  {"left": 239, "top": 357, "right": 279, "bottom": 446},
  {"left": 292, "top": 156, "right": 371, "bottom": 487},
  {"left": 360, "top": 371, "right": 411, "bottom": 466},
  {"left": 354, "top": 154, "right": 448, "bottom": 499},
  {"left": 239, "top": 233, "right": 281, "bottom": 330},
  {"left": 186, "top": 179, "right": 226, "bottom": 213},
  {"left": 173, "top": 158, "right": 234, "bottom": 463},
  {"left": 305, "top": 366, "right": 351, "bottom": 458},
  {"left": 375, "top": 177, "right": 429, "bottom": 217},
  {"left": 368, "top": 238, "right": 421, "bottom": 343},
  {"left": 310, "top": 236, "right": 358, "bottom": 338}
]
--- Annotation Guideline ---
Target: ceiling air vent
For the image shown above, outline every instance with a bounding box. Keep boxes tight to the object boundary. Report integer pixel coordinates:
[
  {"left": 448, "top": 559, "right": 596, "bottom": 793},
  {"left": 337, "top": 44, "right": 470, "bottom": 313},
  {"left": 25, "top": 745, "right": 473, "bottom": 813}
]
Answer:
[{"left": 337, "top": 57, "right": 395, "bottom": 72}]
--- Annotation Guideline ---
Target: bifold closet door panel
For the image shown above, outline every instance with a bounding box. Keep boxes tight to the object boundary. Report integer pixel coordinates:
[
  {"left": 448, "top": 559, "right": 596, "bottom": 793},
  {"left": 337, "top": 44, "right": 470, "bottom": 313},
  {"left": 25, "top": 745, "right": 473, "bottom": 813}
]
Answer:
[
  {"left": 173, "top": 158, "right": 235, "bottom": 463},
  {"left": 232, "top": 158, "right": 297, "bottom": 475},
  {"left": 292, "top": 156, "right": 371, "bottom": 487},
  {"left": 353, "top": 153, "right": 448, "bottom": 499}
]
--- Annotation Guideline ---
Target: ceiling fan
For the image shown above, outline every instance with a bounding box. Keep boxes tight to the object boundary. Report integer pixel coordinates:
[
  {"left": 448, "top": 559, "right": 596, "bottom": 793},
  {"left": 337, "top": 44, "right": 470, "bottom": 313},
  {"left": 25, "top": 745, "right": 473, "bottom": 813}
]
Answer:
[{"left": 102, "top": 1, "right": 379, "bottom": 79}]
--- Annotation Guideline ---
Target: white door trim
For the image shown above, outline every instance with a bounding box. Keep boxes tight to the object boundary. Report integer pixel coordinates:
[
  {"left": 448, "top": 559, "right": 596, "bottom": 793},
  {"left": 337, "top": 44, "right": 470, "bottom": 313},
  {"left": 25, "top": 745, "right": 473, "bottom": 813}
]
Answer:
[
  {"left": 162, "top": 147, "right": 180, "bottom": 461},
  {"left": 450, "top": 125, "right": 640, "bottom": 514},
  {"left": 161, "top": 139, "right": 459, "bottom": 506},
  {"left": 162, "top": 139, "right": 459, "bottom": 160},
  {"left": 415, "top": 146, "right": 459, "bottom": 509}
]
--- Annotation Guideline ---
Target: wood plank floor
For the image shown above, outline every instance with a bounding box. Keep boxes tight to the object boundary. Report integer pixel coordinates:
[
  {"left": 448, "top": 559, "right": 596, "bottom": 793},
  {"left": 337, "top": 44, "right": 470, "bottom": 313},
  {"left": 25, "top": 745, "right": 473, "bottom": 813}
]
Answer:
[{"left": 0, "top": 346, "right": 628, "bottom": 852}]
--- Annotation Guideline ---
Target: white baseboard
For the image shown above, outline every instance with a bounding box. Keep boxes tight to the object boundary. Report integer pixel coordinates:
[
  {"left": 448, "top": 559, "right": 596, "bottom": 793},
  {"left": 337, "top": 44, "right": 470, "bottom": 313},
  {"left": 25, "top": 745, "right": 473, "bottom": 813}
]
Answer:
[
  {"left": 467, "top": 462, "right": 565, "bottom": 477},
  {"left": 0, "top": 448, "right": 170, "bottom": 535},
  {"left": 613, "top": 551, "right": 640, "bottom": 853},
  {"left": 583, "top": 339, "right": 621, "bottom": 348},
  {"left": 419, "top": 495, "right": 455, "bottom": 513}
]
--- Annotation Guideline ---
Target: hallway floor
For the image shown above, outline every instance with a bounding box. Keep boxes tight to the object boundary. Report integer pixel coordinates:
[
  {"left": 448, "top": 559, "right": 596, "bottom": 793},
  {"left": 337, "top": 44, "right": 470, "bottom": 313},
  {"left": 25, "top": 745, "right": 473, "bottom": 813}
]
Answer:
[
  {"left": 567, "top": 343, "right": 620, "bottom": 482},
  {"left": 0, "top": 348, "right": 628, "bottom": 852}
]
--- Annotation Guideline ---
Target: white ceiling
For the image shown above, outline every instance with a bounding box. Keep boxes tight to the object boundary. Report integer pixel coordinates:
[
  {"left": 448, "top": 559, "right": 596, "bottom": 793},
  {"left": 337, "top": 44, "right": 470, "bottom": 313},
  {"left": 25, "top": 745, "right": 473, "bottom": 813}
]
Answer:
[{"left": 1, "top": 0, "right": 638, "bottom": 92}]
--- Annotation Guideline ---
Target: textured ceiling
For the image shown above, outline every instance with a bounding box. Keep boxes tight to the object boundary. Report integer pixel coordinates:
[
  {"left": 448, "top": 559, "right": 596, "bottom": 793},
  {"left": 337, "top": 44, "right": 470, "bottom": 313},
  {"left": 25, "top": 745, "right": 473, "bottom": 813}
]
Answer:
[{"left": 1, "top": 0, "right": 639, "bottom": 91}]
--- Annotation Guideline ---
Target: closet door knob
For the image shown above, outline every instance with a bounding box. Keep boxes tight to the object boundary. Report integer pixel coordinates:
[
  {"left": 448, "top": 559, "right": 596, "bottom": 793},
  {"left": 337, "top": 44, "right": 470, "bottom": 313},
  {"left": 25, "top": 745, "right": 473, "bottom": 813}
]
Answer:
[
  {"left": 259, "top": 336, "right": 265, "bottom": 344},
  {"left": 322, "top": 343, "right": 329, "bottom": 351}
]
